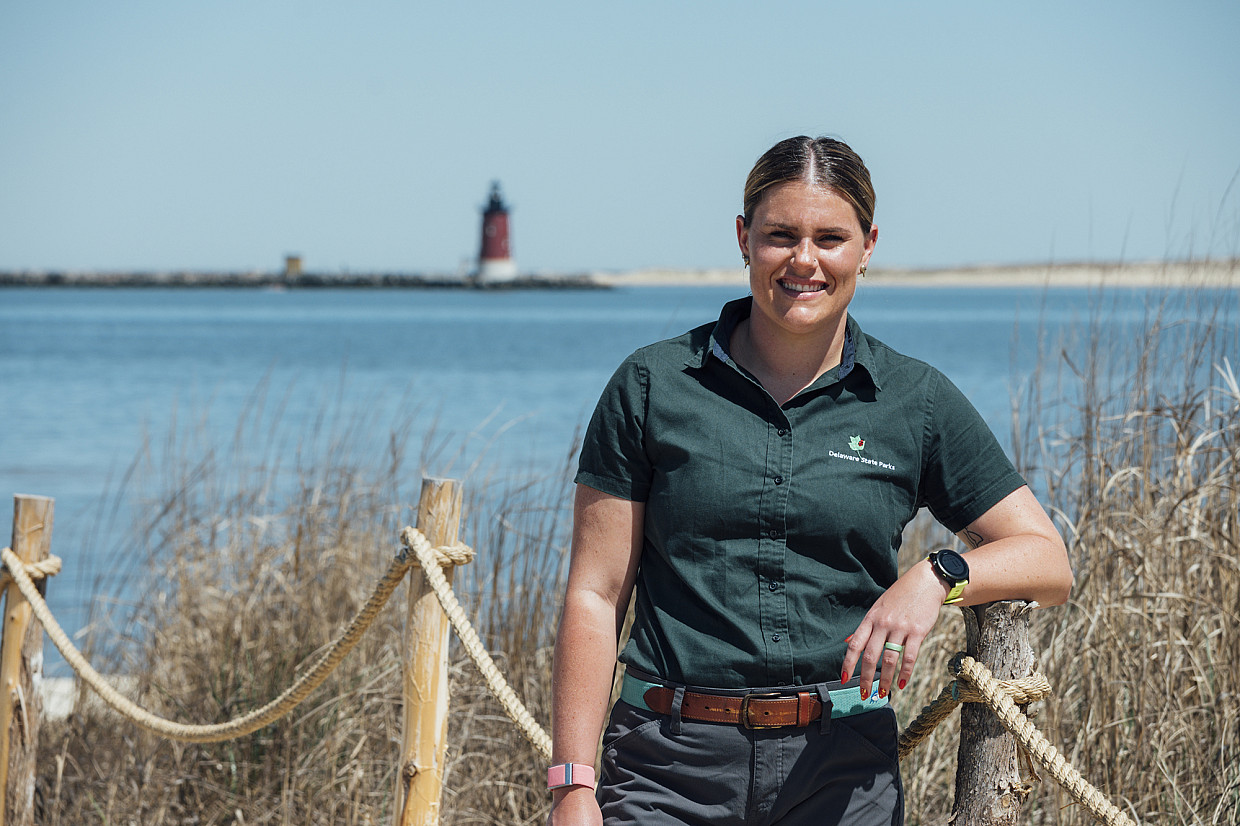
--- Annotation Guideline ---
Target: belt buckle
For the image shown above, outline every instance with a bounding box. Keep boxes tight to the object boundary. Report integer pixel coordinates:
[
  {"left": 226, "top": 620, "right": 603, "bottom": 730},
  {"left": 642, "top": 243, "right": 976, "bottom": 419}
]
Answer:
[{"left": 739, "top": 691, "right": 784, "bottom": 729}]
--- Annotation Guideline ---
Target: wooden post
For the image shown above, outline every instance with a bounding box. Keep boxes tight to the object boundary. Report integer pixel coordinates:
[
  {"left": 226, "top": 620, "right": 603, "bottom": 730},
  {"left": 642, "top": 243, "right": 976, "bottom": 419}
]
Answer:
[
  {"left": 952, "top": 600, "right": 1036, "bottom": 826},
  {"left": 395, "top": 478, "right": 465, "bottom": 826},
  {"left": 0, "top": 495, "right": 54, "bottom": 826}
]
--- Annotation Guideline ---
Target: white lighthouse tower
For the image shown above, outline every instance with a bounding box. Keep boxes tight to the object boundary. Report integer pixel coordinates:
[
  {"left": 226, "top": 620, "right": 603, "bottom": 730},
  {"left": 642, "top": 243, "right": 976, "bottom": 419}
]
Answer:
[{"left": 474, "top": 181, "right": 518, "bottom": 282}]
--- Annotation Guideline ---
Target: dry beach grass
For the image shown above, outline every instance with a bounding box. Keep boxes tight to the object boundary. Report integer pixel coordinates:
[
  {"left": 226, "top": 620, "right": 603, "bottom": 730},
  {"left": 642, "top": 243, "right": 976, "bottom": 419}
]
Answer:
[
  {"left": 29, "top": 265, "right": 1240, "bottom": 824},
  {"left": 898, "top": 280, "right": 1240, "bottom": 824}
]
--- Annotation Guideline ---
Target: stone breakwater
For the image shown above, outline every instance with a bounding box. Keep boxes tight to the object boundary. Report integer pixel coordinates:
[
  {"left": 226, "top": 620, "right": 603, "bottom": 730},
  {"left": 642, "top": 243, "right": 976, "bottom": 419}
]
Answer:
[{"left": 0, "top": 270, "right": 607, "bottom": 289}]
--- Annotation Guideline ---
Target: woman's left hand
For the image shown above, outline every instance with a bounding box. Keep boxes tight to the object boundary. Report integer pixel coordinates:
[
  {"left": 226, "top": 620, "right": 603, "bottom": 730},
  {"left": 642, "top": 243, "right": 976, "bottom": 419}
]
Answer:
[
  {"left": 841, "top": 486, "right": 1074, "bottom": 700},
  {"left": 841, "top": 561, "right": 948, "bottom": 700}
]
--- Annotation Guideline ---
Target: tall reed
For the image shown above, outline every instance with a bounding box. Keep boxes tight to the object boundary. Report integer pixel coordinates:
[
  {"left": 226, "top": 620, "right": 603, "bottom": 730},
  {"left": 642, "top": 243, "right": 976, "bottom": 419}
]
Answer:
[
  {"left": 1017, "top": 278, "right": 1239, "bottom": 826},
  {"left": 900, "top": 271, "right": 1239, "bottom": 825},
  {"left": 34, "top": 384, "right": 571, "bottom": 824}
]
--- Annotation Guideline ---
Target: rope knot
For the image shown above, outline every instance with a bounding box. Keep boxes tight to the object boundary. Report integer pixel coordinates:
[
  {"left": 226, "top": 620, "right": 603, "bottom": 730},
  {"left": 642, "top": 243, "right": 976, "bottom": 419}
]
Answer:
[
  {"left": 399, "top": 527, "right": 474, "bottom": 568},
  {"left": 954, "top": 655, "right": 1053, "bottom": 705},
  {"left": 0, "top": 548, "right": 63, "bottom": 588}
]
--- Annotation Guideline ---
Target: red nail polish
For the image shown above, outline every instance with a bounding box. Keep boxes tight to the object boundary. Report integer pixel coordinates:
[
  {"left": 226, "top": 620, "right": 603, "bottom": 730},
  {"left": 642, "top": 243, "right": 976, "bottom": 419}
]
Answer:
[
  {"left": 841, "top": 669, "right": 849, "bottom": 683},
  {"left": 878, "top": 688, "right": 887, "bottom": 699},
  {"left": 844, "top": 634, "right": 853, "bottom": 642},
  {"left": 898, "top": 679, "right": 907, "bottom": 690}
]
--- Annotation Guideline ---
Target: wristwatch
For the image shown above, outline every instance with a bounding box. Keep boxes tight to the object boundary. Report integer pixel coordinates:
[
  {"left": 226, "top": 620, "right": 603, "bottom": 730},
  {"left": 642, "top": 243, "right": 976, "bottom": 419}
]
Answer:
[{"left": 927, "top": 549, "right": 969, "bottom": 605}]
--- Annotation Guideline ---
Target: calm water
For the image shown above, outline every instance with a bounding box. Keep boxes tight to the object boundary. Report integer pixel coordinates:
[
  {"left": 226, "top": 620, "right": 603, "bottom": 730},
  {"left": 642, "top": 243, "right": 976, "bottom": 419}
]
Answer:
[{"left": 0, "top": 284, "right": 1234, "bottom": 672}]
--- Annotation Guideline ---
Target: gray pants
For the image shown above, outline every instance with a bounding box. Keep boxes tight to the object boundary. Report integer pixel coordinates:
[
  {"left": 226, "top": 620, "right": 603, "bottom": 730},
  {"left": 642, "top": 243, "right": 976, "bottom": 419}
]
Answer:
[{"left": 597, "top": 695, "right": 903, "bottom": 825}]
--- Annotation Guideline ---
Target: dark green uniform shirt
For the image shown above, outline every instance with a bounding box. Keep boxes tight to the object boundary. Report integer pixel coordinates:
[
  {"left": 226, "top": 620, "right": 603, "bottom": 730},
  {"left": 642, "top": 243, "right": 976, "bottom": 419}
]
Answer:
[{"left": 576, "top": 298, "right": 1025, "bottom": 688}]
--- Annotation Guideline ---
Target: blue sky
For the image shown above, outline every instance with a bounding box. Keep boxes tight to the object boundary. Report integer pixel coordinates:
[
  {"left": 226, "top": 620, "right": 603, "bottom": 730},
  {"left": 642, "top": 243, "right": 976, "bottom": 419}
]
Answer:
[{"left": 2, "top": 1, "right": 1238, "bottom": 273}]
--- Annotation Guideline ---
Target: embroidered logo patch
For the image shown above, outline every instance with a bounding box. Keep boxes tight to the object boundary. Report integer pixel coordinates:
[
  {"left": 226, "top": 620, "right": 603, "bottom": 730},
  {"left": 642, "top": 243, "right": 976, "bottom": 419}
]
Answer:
[{"left": 829, "top": 435, "right": 896, "bottom": 471}]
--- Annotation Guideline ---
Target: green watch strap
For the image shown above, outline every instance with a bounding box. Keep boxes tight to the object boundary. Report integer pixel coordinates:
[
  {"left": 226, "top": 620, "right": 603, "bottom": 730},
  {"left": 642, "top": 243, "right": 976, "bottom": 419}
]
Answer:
[{"left": 943, "top": 579, "right": 967, "bottom": 604}]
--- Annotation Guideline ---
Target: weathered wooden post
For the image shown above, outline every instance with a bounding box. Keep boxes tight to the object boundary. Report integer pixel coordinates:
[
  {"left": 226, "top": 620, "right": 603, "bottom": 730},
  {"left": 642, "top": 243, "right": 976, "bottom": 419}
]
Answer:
[
  {"left": 395, "top": 478, "right": 465, "bottom": 826},
  {"left": 0, "top": 495, "right": 54, "bottom": 826},
  {"left": 952, "top": 600, "right": 1036, "bottom": 826}
]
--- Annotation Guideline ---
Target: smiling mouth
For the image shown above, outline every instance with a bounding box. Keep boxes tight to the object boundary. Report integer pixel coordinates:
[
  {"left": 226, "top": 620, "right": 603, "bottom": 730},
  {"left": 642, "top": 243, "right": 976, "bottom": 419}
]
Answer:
[{"left": 779, "top": 279, "right": 827, "bottom": 293}]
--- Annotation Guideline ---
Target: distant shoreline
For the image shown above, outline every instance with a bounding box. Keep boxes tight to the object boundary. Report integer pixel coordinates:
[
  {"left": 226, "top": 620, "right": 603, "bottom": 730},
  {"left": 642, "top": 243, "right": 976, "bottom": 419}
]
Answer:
[
  {"left": 592, "top": 260, "right": 1238, "bottom": 288},
  {"left": 1, "top": 260, "right": 1235, "bottom": 289}
]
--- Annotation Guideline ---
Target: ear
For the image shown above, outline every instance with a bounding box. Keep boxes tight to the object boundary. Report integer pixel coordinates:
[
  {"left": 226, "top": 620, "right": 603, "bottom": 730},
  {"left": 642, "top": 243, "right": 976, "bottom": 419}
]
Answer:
[
  {"left": 736, "top": 215, "right": 749, "bottom": 259},
  {"left": 861, "top": 223, "right": 878, "bottom": 266}
]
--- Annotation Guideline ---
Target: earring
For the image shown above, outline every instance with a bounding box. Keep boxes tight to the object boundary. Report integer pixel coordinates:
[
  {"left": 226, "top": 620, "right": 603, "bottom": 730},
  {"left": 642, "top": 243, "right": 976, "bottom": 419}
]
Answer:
[
  {"left": 742, "top": 255, "right": 750, "bottom": 268},
  {"left": 859, "top": 264, "right": 867, "bottom": 277}
]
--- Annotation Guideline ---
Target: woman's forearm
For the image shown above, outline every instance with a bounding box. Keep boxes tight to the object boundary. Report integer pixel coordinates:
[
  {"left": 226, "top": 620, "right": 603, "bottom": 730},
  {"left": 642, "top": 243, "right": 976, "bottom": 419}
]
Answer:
[
  {"left": 547, "top": 486, "right": 644, "bottom": 823},
  {"left": 952, "top": 485, "right": 1073, "bottom": 608},
  {"left": 947, "top": 533, "right": 1073, "bottom": 608},
  {"left": 547, "top": 588, "right": 624, "bottom": 822},
  {"left": 550, "top": 587, "right": 624, "bottom": 767}
]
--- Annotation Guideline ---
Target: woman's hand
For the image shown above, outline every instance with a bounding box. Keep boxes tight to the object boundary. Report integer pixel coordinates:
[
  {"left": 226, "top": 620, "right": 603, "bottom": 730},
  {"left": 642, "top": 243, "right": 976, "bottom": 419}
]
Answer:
[
  {"left": 842, "top": 486, "right": 1072, "bottom": 700},
  {"left": 547, "top": 787, "right": 603, "bottom": 826},
  {"left": 841, "top": 561, "right": 948, "bottom": 700}
]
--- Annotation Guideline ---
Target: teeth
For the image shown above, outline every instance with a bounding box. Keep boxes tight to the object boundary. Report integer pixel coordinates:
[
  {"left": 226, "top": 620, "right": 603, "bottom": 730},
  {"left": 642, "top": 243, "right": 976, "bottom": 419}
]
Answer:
[{"left": 780, "top": 280, "right": 825, "bottom": 293}]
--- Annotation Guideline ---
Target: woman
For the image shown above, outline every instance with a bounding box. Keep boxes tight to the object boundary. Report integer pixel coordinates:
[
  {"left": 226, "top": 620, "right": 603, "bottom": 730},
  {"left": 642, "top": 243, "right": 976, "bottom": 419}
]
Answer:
[{"left": 547, "top": 136, "right": 1072, "bottom": 826}]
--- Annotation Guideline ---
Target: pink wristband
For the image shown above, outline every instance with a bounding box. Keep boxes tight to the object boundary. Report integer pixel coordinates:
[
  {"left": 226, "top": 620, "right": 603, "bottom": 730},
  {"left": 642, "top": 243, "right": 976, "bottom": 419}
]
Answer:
[{"left": 547, "top": 762, "right": 596, "bottom": 790}]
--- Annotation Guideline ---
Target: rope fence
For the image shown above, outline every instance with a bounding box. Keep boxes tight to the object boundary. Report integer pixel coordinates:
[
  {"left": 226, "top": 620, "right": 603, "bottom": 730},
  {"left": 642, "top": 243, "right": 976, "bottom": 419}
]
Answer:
[
  {"left": 1, "top": 519, "right": 1138, "bottom": 825},
  {"left": 899, "top": 654, "right": 1137, "bottom": 826},
  {"left": 2, "top": 544, "right": 412, "bottom": 742},
  {"left": 399, "top": 526, "right": 554, "bottom": 759}
]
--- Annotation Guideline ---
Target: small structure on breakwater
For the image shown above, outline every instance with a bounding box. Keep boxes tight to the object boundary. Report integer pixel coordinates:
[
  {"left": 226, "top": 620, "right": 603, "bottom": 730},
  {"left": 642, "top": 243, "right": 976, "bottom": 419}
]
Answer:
[{"left": 473, "top": 181, "right": 518, "bottom": 283}]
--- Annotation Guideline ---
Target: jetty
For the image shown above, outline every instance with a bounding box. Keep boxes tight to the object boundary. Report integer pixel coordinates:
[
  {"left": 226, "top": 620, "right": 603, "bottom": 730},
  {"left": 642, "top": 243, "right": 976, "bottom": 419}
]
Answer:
[{"left": 0, "top": 269, "right": 607, "bottom": 289}]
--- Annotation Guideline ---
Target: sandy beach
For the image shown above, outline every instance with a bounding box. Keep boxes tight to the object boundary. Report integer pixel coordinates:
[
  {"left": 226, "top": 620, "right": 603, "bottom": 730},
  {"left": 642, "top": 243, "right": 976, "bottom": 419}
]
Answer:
[{"left": 592, "top": 259, "right": 1238, "bottom": 288}]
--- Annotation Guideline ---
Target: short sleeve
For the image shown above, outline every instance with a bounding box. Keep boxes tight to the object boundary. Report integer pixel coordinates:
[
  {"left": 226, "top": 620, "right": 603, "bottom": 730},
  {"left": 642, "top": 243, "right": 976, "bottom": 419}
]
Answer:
[
  {"left": 575, "top": 352, "right": 652, "bottom": 501},
  {"left": 919, "top": 371, "right": 1026, "bottom": 532}
]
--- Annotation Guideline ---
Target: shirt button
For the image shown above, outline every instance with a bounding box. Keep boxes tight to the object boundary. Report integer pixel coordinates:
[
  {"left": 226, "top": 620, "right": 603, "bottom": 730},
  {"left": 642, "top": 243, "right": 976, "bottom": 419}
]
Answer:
[
  {"left": 773, "top": 475, "right": 784, "bottom": 485},
  {"left": 768, "top": 529, "right": 779, "bottom": 539},
  {"left": 777, "top": 428, "right": 788, "bottom": 436},
  {"left": 772, "top": 634, "right": 781, "bottom": 642},
  {"left": 768, "top": 581, "right": 779, "bottom": 591}
]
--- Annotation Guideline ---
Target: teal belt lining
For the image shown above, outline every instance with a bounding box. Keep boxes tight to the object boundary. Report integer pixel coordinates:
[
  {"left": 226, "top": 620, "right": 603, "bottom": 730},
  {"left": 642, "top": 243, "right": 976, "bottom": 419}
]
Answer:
[{"left": 620, "top": 672, "right": 889, "bottom": 721}]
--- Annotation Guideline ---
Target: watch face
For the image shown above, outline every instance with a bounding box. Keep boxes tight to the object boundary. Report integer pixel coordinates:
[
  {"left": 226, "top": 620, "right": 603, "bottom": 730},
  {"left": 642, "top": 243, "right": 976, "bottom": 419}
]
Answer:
[{"left": 936, "top": 550, "right": 968, "bottom": 580}]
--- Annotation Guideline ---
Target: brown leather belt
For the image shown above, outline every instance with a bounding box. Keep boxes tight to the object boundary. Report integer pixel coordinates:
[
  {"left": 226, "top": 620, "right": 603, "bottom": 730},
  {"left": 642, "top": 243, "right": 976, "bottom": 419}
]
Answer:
[{"left": 643, "top": 686, "right": 823, "bottom": 729}]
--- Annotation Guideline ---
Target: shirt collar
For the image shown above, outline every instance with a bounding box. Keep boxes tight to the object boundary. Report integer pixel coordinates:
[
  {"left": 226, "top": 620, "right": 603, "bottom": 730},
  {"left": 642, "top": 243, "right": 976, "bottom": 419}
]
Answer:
[
  {"left": 694, "top": 297, "right": 880, "bottom": 390},
  {"left": 845, "top": 315, "right": 881, "bottom": 390},
  {"left": 699, "top": 297, "right": 749, "bottom": 368}
]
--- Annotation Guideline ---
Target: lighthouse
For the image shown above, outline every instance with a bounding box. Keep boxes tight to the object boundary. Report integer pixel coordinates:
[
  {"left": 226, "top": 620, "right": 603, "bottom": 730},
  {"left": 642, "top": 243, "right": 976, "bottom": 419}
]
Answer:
[{"left": 474, "top": 181, "right": 518, "bottom": 282}]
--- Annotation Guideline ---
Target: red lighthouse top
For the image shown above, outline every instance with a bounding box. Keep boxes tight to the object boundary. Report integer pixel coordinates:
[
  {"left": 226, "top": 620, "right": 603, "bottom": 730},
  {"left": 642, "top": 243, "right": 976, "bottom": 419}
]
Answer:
[{"left": 479, "top": 181, "right": 511, "bottom": 261}]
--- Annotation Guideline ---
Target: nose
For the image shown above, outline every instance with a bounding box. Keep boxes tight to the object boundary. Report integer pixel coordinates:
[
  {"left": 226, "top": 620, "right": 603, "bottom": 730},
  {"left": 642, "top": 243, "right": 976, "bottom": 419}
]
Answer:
[{"left": 789, "top": 238, "right": 816, "bottom": 274}]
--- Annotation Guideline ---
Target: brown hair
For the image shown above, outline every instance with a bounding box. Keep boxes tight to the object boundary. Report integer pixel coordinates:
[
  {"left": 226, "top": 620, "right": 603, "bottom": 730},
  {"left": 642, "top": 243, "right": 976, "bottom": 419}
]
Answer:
[{"left": 741, "top": 136, "right": 876, "bottom": 231}]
